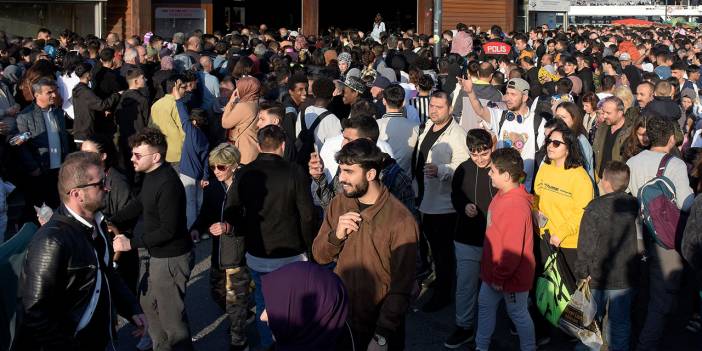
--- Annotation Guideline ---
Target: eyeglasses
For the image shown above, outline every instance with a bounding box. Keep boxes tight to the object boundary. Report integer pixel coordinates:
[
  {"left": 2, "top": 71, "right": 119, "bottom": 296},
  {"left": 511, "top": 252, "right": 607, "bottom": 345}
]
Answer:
[
  {"left": 132, "top": 152, "right": 157, "bottom": 161},
  {"left": 210, "top": 164, "right": 229, "bottom": 172},
  {"left": 545, "top": 139, "right": 566, "bottom": 148},
  {"left": 67, "top": 177, "right": 107, "bottom": 194}
]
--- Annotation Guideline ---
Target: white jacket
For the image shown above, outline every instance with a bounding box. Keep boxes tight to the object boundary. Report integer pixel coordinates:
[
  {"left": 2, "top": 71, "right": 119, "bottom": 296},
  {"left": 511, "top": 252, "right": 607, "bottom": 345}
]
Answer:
[{"left": 415, "top": 119, "right": 469, "bottom": 214}]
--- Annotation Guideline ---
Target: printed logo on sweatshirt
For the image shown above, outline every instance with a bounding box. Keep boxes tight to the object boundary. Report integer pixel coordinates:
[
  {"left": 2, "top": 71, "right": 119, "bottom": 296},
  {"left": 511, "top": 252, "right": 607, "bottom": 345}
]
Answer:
[{"left": 536, "top": 182, "right": 573, "bottom": 199}]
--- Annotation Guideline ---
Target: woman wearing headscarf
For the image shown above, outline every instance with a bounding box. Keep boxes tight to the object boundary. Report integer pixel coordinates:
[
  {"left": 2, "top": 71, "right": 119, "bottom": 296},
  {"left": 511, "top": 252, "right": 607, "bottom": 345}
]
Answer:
[
  {"left": 222, "top": 76, "right": 260, "bottom": 165},
  {"left": 260, "top": 261, "right": 349, "bottom": 351}
]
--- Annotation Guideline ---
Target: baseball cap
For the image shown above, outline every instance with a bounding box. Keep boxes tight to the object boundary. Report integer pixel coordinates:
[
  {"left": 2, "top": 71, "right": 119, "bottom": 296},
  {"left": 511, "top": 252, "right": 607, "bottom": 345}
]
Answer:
[
  {"left": 372, "top": 76, "right": 391, "bottom": 89},
  {"left": 342, "top": 76, "right": 366, "bottom": 94},
  {"left": 619, "top": 53, "right": 631, "bottom": 61},
  {"left": 506, "top": 78, "right": 530, "bottom": 95}
]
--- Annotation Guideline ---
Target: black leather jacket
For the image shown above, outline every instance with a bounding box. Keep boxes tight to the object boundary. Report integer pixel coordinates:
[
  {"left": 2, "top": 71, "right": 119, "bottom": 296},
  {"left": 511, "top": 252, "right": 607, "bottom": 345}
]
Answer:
[{"left": 16, "top": 206, "right": 140, "bottom": 350}]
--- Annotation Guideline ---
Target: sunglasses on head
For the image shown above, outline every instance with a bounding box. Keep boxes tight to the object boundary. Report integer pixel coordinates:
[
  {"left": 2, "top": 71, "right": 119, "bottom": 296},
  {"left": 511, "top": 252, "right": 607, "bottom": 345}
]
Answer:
[
  {"left": 546, "top": 139, "right": 566, "bottom": 148},
  {"left": 210, "top": 164, "right": 229, "bottom": 172},
  {"left": 505, "top": 111, "right": 524, "bottom": 124}
]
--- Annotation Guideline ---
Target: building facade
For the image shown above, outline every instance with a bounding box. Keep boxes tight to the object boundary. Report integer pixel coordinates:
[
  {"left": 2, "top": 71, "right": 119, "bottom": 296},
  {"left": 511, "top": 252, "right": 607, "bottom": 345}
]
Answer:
[{"left": 0, "top": 0, "right": 518, "bottom": 39}]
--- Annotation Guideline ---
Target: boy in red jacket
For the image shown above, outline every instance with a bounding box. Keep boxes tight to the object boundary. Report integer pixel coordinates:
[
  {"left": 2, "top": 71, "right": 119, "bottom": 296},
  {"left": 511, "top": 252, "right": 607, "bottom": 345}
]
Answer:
[{"left": 475, "top": 148, "right": 536, "bottom": 351}]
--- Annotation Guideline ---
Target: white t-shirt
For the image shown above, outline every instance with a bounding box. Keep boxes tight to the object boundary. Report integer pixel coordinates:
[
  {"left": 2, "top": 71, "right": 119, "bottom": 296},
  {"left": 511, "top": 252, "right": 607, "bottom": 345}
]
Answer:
[
  {"left": 626, "top": 150, "right": 695, "bottom": 212},
  {"left": 295, "top": 106, "right": 342, "bottom": 152},
  {"left": 319, "top": 133, "right": 394, "bottom": 182},
  {"left": 376, "top": 116, "right": 419, "bottom": 177},
  {"left": 487, "top": 107, "right": 545, "bottom": 191}
]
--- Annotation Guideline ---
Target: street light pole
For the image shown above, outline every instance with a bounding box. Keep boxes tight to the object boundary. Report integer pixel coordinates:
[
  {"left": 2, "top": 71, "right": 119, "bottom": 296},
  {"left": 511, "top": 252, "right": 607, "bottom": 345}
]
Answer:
[{"left": 433, "top": 0, "right": 442, "bottom": 59}]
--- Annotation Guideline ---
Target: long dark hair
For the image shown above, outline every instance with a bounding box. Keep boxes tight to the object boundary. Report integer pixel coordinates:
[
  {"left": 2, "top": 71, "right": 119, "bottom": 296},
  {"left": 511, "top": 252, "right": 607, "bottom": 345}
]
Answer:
[
  {"left": 622, "top": 114, "right": 651, "bottom": 160},
  {"left": 62, "top": 51, "right": 83, "bottom": 76},
  {"left": 556, "top": 101, "right": 587, "bottom": 137},
  {"left": 544, "top": 118, "right": 584, "bottom": 170},
  {"left": 84, "top": 134, "right": 119, "bottom": 170}
]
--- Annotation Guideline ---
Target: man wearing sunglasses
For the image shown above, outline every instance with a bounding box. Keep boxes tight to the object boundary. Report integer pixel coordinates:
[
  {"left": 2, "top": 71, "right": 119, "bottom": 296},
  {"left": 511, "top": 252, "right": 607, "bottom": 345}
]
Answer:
[
  {"left": 17, "top": 152, "right": 145, "bottom": 350},
  {"left": 460, "top": 76, "right": 546, "bottom": 192},
  {"left": 109, "top": 128, "right": 194, "bottom": 351}
]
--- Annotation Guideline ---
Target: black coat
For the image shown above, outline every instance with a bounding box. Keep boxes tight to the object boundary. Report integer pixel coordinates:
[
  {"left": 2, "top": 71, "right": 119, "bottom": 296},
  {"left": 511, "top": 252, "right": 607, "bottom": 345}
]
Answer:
[
  {"left": 91, "top": 66, "right": 127, "bottom": 100},
  {"left": 16, "top": 206, "right": 140, "bottom": 350},
  {"left": 577, "top": 67, "right": 595, "bottom": 95},
  {"left": 194, "top": 180, "right": 243, "bottom": 268},
  {"left": 226, "top": 153, "right": 315, "bottom": 258},
  {"left": 575, "top": 191, "right": 640, "bottom": 290},
  {"left": 72, "top": 82, "right": 121, "bottom": 140},
  {"left": 683, "top": 195, "right": 702, "bottom": 287},
  {"left": 114, "top": 88, "right": 150, "bottom": 140},
  {"left": 451, "top": 159, "right": 496, "bottom": 246}
]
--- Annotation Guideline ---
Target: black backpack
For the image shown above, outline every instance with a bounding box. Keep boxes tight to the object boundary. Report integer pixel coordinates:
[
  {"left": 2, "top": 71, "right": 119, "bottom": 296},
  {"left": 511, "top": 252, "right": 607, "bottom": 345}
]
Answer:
[{"left": 295, "top": 106, "right": 332, "bottom": 166}]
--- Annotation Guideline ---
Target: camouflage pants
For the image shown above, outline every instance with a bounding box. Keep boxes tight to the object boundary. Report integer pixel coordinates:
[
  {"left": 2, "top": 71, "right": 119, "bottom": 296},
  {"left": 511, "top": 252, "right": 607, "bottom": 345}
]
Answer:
[{"left": 210, "top": 266, "right": 251, "bottom": 347}]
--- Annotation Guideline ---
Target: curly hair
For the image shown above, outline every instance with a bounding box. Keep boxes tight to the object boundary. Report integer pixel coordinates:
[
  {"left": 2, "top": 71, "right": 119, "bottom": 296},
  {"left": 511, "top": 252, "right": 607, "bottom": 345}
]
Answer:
[{"left": 128, "top": 127, "right": 168, "bottom": 159}]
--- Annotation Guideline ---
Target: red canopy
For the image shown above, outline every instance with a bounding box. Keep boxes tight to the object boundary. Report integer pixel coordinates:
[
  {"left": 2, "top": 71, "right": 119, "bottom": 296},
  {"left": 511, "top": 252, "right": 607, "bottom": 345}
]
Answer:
[{"left": 611, "top": 19, "right": 655, "bottom": 27}]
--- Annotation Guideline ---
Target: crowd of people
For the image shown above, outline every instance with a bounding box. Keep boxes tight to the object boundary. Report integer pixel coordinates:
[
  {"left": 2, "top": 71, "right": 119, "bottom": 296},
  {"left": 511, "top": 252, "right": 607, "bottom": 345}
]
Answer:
[{"left": 2, "top": 16, "right": 702, "bottom": 351}]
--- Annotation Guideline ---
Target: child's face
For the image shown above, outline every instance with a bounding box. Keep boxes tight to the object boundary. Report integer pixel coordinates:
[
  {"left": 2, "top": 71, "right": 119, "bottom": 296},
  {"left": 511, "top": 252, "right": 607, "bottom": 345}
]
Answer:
[{"left": 488, "top": 163, "right": 506, "bottom": 189}]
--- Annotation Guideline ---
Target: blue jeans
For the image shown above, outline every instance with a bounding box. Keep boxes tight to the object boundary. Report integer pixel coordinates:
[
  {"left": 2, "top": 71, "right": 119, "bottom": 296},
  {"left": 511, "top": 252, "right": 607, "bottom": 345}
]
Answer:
[
  {"left": 454, "top": 242, "right": 481, "bottom": 328},
  {"left": 476, "top": 284, "right": 535, "bottom": 351},
  {"left": 591, "top": 288, "right": 634, "bottom": 351},
  {"left": 249, "top": 269, "right": 273, "bottom": 348}
]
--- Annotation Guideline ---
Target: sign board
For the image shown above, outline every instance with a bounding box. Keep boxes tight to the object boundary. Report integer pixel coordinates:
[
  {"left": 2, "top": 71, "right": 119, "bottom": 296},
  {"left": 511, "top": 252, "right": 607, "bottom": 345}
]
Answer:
[
  {"left": 528, "top": 0, "right": 570, "bottom": 12},
  {"left": 155, "top": 8, "right": 205, "bottom": 19},
  {"left": 482, "top": 42, "right": 512, "bottom": 56}
]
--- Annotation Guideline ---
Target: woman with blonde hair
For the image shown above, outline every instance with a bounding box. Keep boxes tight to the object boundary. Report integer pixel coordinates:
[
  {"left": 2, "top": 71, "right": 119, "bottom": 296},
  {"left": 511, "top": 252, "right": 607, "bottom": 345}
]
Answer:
[
  {"left": 192, "top": 142, "right": 252, "bottom": 351},
  {"left": 222, "top": 76, "right": 261, "bottom": 165},
  {"left": 613, "top": 85, "right": 640, "bottom": 122}
]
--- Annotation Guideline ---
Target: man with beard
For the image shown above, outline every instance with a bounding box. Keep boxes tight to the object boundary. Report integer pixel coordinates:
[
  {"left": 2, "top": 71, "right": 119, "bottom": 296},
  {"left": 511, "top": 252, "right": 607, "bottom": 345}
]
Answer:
[
  {"left": 462, "top": 77, "right": 545, "bottom": 191},
  {"left": 313, "top": 138, "right": 418, "bottom": 351},
  {"left": 110, "top": 128, "right": 194, "bottom": 351},
  {"left": 17, "top": 152, "right": 145, "bottom": 350}
]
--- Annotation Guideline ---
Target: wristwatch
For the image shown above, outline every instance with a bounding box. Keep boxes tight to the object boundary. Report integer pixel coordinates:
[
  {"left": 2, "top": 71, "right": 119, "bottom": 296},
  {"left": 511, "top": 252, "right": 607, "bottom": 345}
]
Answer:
[{"left": 373, "top": 333, "right": 387, "bottom": 346}]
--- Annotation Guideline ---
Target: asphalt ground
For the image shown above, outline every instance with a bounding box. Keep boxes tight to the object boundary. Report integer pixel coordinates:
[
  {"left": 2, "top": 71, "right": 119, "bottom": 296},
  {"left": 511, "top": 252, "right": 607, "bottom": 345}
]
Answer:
[{"left": 117, "top": 239, "right": 702, "bottom": 351}]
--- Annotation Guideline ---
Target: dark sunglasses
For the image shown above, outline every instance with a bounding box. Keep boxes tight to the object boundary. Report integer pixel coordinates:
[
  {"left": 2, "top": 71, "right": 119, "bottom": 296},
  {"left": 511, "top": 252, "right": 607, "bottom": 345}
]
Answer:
[
  {"left": 545, "top": 139, "right": 566, "bottom": 148},
  {"left": 67, "top": 177, "right": 107, "bottom": 194},
  {"left": 210, "top": 164, "right": 229, "bottom": 172},
  {"left": 505, "top": 111, "right": 523, "bottom": 124}
]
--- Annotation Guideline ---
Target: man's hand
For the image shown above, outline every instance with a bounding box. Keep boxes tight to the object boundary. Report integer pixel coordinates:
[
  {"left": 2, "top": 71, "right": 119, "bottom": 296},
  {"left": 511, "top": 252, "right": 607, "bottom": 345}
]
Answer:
[
  {"left": 491, "top": 283, "right": 503, "bottom": 291},
  {"left": 367, "top": 338, "right": 388, "bottom": 351},
  {"left": 549, "top": 234, "right": 562, "bottom": 247},
  {"left": 199, "top": 180, "right": 209, "bottom": 189},
  {"left": 335, "top": 212, "right": 361, "bottom": 240},
  {"left": 113, "top": 234, "right": 132, "bottom": 252},
  {"left": 107, "top": 224, "right": 120, "bottom": 237},
  {"left": 309, "top": 152, "right": 325, "bottom": 180},
  {"left": 423, "top": 163, "right": 438, "bottom": 178},
  {"left": 464, "top": 204, "right": 478, "bottom": 218},
  {"left": 209, "top": 222, "right": 230, "bottom": 236},
  {"left": 131, "top": 314, "right": 147, "bottom": 338},
  {"left": 458, "top": 76, "right": 473, "bottom": 94}
]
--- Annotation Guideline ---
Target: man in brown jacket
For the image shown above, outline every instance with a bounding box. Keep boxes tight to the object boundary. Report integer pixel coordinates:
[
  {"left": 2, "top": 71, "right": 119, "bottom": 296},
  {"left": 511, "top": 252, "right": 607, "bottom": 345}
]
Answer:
[{"left": 313, "top": 138, "right": 418, "bottom": 351}]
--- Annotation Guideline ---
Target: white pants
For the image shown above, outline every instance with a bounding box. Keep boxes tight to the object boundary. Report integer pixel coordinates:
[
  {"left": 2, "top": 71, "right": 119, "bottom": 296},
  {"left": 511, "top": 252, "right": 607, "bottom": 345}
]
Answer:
[{"left": 179, "top": 174, "right": 203, "bottom": 231}]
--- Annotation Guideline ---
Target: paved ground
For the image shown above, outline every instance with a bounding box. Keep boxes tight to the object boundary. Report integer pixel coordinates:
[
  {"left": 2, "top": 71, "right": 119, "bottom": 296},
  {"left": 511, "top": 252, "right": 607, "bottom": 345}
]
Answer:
[{"left": 118, "top": 240, "right": 702, "bottom": 351}]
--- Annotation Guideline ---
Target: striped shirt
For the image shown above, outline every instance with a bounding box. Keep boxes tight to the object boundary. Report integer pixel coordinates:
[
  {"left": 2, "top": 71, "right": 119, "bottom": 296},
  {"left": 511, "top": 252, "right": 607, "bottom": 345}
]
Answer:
[{"left": 410, "top": 95, "right": 431, "bottom": 126}]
